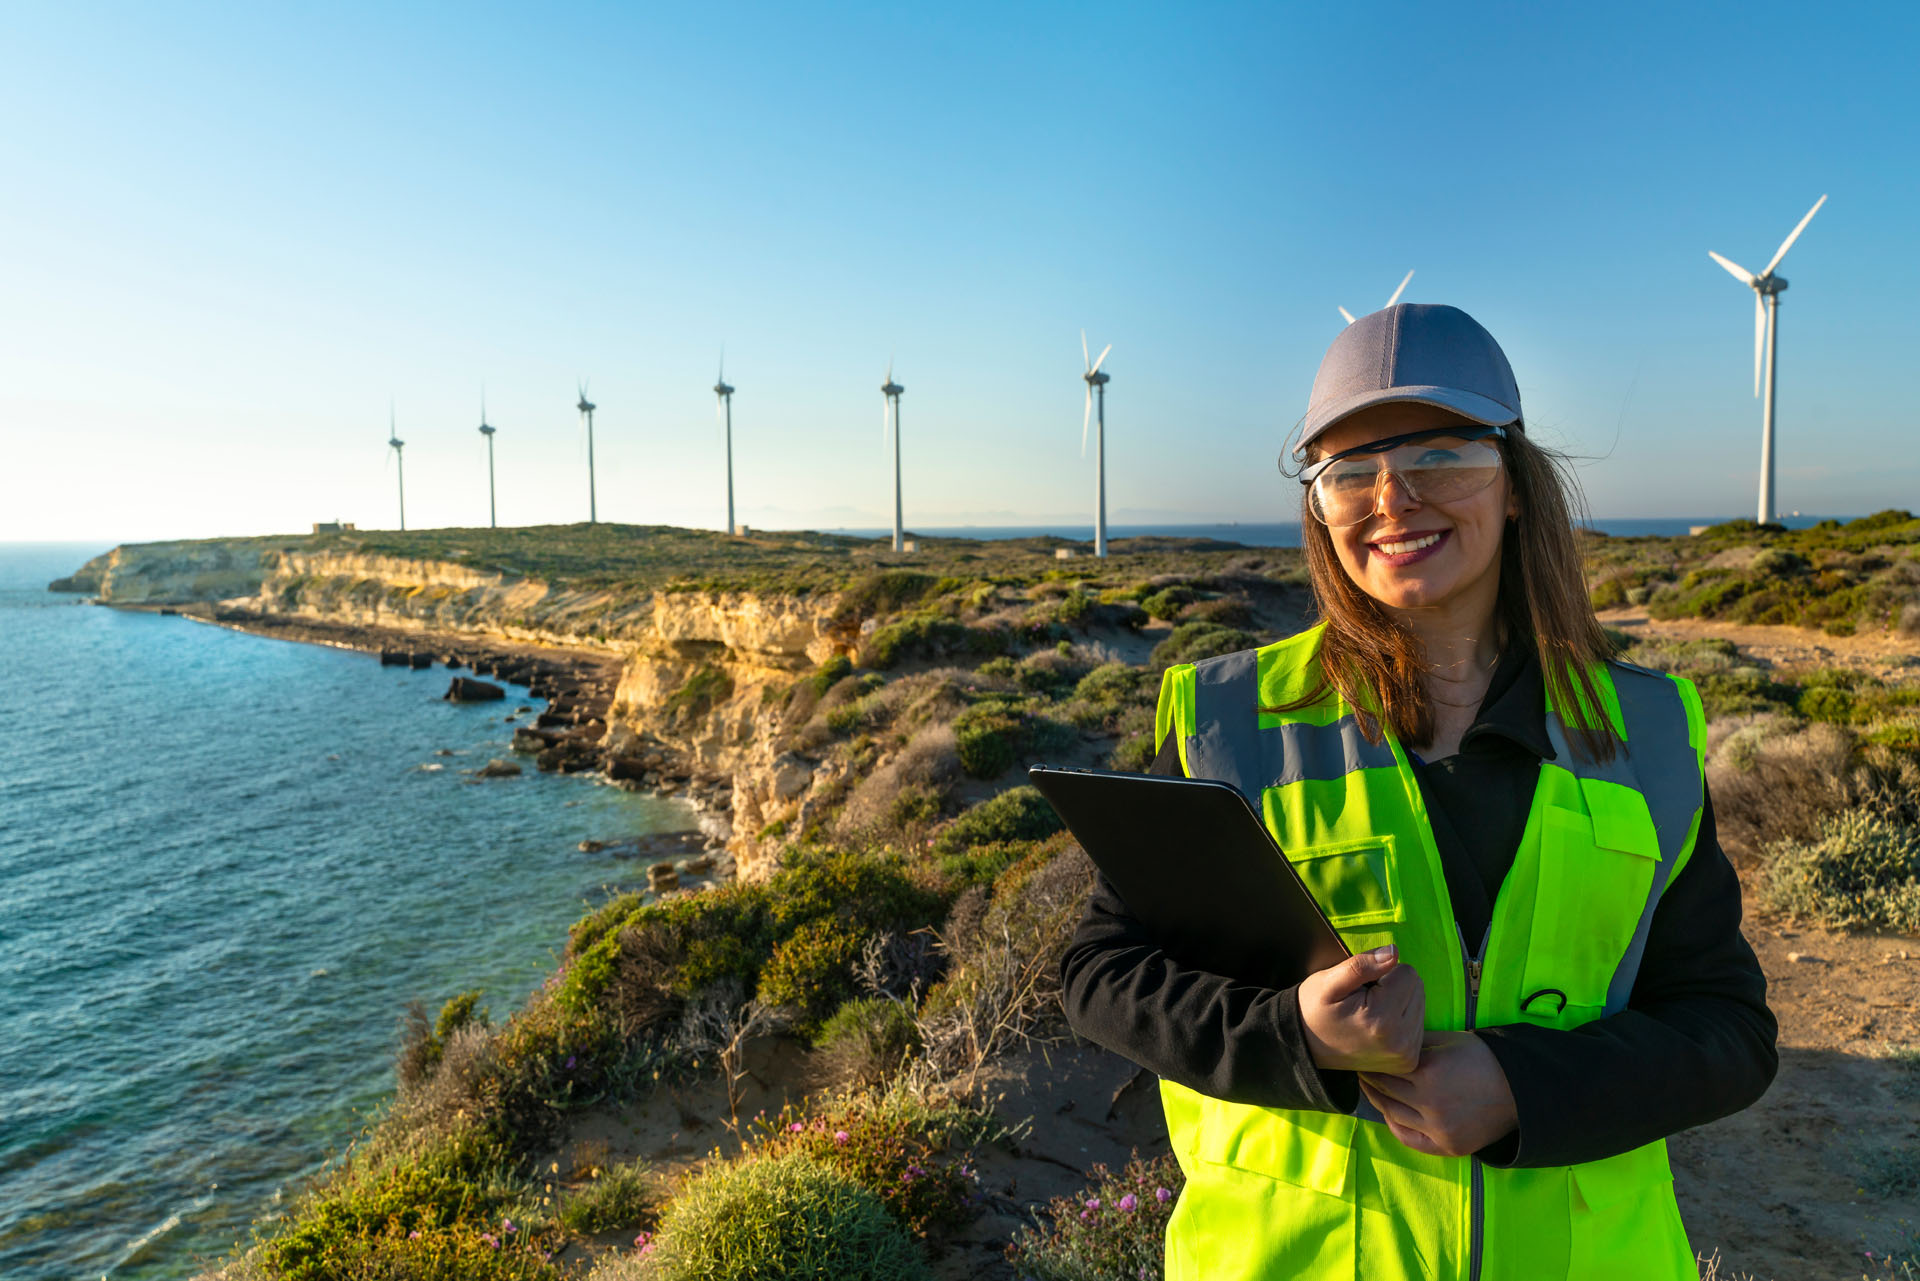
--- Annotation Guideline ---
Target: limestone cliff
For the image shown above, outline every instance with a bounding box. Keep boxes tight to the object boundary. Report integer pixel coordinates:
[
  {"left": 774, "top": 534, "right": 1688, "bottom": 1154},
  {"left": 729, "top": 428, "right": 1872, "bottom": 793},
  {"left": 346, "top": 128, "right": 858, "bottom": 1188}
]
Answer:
[{"left": 65, "top": 539, "right": 853, "bottom": 880}]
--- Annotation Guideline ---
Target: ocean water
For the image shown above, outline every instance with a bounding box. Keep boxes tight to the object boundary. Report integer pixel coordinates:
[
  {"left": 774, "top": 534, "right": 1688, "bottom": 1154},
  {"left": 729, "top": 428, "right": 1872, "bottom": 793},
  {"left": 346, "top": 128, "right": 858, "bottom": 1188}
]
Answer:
[
  {"left": 0, "top": 544, "right": 697, "bottom": 1281},
  {"left": 821, "top": 515, "right": 1850, "bottom": 546}
]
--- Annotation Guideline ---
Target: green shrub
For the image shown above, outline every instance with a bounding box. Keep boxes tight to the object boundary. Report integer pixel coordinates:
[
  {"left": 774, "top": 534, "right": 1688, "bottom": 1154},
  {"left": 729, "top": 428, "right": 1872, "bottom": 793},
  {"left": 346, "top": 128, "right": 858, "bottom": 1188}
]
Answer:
[
  {"left": 935, "top": 839, "right": 1039, "bottom": 889},
  {"left": 977, "top": 655, "right": 1017, "bottom": 678},
  {"left": 1798, "top": 685, "right": 1858, "bottom": 724},
  {"left": 1140, "top": 586, "right": 1195, "bottom": 620},
  {"left": 951, "top": 697, "right": 1075, "bottom": 778},
  {"left": 400, "top": 990, "right": 491, "bottom": 1086},
  {"left": 1109, "top": 731, "right": 1157, "bottom": 772},
  {"left": 1182, "top": 596, "right": 1253, "bottom": 627},
  {"left": 837, "top": 570, "right": 946, "bottom": 620},
  {"left": 1004, "top": 1153, "right": 1185, "bottom": 1281},
  {"left": 1056, "top": 588, "right": 1096, "bottom": 627},
  {"left": 1590, "top": 576, "right": 1629, "bottom": 609},
  {"left": 1621, "top": 636, "right": 1739, "bottom": 675},
  {"left": 751, "top": 1087, "right": 994, "bottom": 1241},
  {"left": 637, "top": 1152, "right": 923, "bottom": 1281},
  {"left": 663, "top": 665, "right": 735, "bottom": 720},
  {"left": 1074, "top": 662, "right": 1148, "bottom": 708},
  {"left": 807, "top": 654, "right": 855, "bottom": 697},
  {"left": 557, "top": 1158, "right": 655, "bottom": 1234},
  {"left": 1692, "top": 669, "right": 1800, "bottom": 720},
  {"left": 932, "top": 786, "right": 1063, "bottom": 856},
  {"left": 864, "top": 615, "right": 1005, "bottom": 669},
  {"left": 812, "top": 997, "right": 922, "bottom": 1088},
  {"left": 1149, "top": 621, "right": 1256, "bottom": 669},
  {"left": 1760, "top": 808, "right": 1920, "bottom": 932}
]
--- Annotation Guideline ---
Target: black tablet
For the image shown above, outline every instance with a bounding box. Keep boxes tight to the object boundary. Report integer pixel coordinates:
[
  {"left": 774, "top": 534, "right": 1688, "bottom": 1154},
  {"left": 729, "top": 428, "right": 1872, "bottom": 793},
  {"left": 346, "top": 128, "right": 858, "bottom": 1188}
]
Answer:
[{"left": 1029, "top": 764, "right": 1349, "bottom": 990}]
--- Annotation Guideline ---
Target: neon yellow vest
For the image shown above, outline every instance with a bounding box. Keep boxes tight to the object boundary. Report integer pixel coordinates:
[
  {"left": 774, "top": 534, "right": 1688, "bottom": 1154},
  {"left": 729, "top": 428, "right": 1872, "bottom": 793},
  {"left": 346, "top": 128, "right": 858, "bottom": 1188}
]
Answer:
[{"left": 1153, "top": 625, "right": 1707, "bottom": 1281}]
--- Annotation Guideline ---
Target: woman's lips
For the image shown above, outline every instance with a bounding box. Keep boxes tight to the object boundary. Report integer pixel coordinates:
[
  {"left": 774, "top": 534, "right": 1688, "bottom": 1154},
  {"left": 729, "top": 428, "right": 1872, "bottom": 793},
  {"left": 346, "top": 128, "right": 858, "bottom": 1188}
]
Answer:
[{"left": 1367, "top": 529, "right": 1449, "bottom": 567}]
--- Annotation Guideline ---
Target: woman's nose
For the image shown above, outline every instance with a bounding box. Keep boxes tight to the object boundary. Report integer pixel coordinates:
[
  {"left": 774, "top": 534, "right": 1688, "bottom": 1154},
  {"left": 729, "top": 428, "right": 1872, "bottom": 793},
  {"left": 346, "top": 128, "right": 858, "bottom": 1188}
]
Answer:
[{"left": 1373, "top": 468, "right": 1422, "bottom": 519}]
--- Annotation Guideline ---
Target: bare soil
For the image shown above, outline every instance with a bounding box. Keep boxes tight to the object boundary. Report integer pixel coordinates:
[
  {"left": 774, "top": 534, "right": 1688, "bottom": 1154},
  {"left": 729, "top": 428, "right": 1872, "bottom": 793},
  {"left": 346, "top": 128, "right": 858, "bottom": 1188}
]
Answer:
[{"left": 1599, "top": 606, "right": 1920, "bottom": 687}]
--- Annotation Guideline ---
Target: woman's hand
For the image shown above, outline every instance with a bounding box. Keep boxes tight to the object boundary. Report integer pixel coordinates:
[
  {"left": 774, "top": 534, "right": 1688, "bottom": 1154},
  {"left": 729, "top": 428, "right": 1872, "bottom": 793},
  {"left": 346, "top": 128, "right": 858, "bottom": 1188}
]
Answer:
[
  {"left": 1358, "top": 1030, "right": 1518, "bottom": 1157},
  {"left": 1299, "top": 944, "right": 1426, "bottom": 1074}
]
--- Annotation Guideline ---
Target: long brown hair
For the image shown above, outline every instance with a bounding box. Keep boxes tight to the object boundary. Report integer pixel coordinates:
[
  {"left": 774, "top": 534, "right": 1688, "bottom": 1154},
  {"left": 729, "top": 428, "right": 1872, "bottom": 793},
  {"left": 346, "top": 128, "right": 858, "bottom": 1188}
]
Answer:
[{"left": 1281, "top": 425, "right": 1619, "bottom": 762}]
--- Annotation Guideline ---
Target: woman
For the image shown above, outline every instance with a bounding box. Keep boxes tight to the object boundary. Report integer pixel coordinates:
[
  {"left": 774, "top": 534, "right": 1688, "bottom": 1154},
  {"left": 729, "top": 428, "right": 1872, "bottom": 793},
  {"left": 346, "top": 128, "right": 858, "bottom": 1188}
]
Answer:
[{"left": 1060, "top": 304, "right": 1777, "bottom": 1281}]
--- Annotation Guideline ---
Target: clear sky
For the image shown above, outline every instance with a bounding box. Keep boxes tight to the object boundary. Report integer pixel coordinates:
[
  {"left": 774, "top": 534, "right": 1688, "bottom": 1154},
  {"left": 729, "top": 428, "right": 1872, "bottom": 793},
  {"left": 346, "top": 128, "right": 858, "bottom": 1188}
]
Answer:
[{"left": 2, "top": 1, "right": 1914, "bottom": 542}]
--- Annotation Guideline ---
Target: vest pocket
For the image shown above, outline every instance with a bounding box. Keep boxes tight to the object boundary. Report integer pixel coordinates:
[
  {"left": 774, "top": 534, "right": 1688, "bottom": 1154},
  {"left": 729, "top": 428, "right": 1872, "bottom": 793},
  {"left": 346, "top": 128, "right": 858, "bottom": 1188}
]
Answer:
[
  {"left": 1567, "top": 1141, "right": 1693, "bottom": 1281},
  {"left": 1287, "top": 836, "right": 1403, "bottom": 929},
  {"left": 1521, "top": 803, "right": 1658, "bottom": 1027}
]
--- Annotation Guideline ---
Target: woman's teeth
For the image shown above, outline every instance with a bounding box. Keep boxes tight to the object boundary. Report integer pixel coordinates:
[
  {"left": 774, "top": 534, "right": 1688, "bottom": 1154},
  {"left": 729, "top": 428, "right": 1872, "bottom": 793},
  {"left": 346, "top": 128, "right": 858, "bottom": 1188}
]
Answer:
[{"left": 1375, "top": 533, "right": 1442, "bottom": 555}]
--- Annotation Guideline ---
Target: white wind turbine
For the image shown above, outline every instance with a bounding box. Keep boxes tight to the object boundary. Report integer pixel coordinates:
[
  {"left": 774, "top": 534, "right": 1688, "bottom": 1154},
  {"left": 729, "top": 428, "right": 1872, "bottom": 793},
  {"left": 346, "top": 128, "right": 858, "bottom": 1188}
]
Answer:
[
  {"left": 576, "top": 380, "right": 598, "bottom": 524},
  {"left": 385, "top": 403, "right": 406, "bottom": 531},
  {"left": 881, "top": 359, "right": 906, "bottom": 552},
  {"left": 1080, "top": 332, "right": 1113, "bottom": 558},
  {"left": 478, "top": 393, "right": 497, "bottom": 529},
  {"left": 1708, "top": 194, "right": 1828, "bottom": 526},
  {"left": 1337, "top": 270, "right": 1415, "bottom": 325},
  {"left": 714, "top": 353, "right": 737, "bottom": 534}
]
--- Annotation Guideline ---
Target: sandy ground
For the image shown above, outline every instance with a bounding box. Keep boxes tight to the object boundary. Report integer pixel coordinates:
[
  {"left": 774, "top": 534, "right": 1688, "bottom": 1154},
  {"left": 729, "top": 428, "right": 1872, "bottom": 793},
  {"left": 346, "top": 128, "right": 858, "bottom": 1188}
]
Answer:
[{"left": 1600, "top": 605, "right": 1920, "bottom": 687}]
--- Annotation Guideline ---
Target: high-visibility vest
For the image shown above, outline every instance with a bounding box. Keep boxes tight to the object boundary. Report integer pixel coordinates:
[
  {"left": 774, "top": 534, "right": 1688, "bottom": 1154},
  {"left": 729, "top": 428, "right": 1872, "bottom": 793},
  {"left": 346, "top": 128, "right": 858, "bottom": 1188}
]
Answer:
[{"left": 1153, "top": 623, "right": 1708, "bottom": 1281}]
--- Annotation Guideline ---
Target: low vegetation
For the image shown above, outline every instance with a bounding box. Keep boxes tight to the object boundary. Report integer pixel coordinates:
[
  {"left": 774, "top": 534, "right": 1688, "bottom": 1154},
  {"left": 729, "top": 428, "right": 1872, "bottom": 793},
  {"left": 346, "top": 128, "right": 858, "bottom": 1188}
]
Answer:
[{"left": 225, "top": 522, "right": 1920, "bottom": 1280}]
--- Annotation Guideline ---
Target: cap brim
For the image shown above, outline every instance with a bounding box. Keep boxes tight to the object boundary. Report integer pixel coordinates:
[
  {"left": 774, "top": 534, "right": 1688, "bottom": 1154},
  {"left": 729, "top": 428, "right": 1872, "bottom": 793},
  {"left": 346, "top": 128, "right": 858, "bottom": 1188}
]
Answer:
[{"left": 1300, "top": 386, "right": 1520, "bottom": 452}]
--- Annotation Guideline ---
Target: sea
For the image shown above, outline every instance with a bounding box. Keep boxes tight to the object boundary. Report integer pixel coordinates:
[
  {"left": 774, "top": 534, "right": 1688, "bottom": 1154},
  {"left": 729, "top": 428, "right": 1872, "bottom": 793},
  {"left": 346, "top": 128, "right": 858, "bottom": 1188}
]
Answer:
[
  {"left": 820, "top": 516, "right": 1847, "bottom": 545},
  {"left": 0, "top": 543, "right": 699, "bottom": 1281}
]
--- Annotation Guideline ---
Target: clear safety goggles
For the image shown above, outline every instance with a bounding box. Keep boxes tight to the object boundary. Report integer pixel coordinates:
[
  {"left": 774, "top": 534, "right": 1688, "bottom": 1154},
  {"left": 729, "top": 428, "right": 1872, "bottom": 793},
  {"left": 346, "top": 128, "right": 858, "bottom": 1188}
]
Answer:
[{"left": 1297, "top": 426, "right": 1507, "bottom": 527}]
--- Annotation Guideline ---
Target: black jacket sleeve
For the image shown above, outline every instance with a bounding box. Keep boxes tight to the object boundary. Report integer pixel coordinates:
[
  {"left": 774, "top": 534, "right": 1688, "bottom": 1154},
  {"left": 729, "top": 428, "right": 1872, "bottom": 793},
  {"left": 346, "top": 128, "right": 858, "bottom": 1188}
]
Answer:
[
  {"left": 1474, "top": 787, "right": 1779, "bottom": 1168},
  {"left": 1057, "top": 737, "right": 1357, "bottom": 1112}
]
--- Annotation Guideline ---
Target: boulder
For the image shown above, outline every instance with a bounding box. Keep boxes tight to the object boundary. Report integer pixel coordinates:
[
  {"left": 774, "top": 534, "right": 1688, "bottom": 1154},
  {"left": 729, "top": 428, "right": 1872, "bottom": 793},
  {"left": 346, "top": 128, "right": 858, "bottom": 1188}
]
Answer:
[
  {"left": 472, "top": 758, "right": 522, "bottom": 779},
  {"left": 441, "top": 654, "right": 465, "bottom": 669},
  {"left": 648, "top": 862, "right": 680, "bottom": 894},
  {"left": 579, "top": 839, "right": 606, "bottom": 853},
  {"left": 408, "top": 652, "right": 433, "bottom": 669},
  {"left": 511, "top": 727, "right": 555, "bottom": 753},
  {"left": 770, "top": 753, "right": 816, "bottom": 801},
  {"left": 606, "top": 755, "right": 649, "bottom": 783},
  {"left": 537, "top": 738, "right": 601, "bottom": 774},
  {"left": 445, "top": 677, "right": 506, "bottom": 703},
  {"left": 379, "top": 649, "right": 410, "bottom": 666}
]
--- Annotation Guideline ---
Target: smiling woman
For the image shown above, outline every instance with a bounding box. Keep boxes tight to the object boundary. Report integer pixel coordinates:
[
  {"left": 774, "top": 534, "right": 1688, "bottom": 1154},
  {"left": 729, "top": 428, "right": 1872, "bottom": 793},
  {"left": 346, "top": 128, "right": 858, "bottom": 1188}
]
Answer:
[{"left": 1060, "top": 303, "right": 1778, "bottom": 1281}]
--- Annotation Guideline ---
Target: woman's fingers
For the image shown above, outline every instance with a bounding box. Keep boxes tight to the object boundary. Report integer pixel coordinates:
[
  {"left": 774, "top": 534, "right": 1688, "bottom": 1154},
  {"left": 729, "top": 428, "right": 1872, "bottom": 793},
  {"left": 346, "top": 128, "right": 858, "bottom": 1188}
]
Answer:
[{"left": 1361, "top": 1080, "right": 1439, "bottom": 1151}]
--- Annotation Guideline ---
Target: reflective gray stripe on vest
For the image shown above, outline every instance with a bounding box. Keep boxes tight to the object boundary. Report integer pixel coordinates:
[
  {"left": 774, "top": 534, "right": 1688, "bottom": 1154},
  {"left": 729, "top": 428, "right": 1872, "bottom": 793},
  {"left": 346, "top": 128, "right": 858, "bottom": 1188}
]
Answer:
[
  {"left": 1544, "top": 665, "right": 1703, "bottom": 1015},
  {"left": 1186, "top": 649, "right": 1396, "bottom": 801},
  {"left": 1187, "top": 650, "right": 1702, "bottom": 1017}
]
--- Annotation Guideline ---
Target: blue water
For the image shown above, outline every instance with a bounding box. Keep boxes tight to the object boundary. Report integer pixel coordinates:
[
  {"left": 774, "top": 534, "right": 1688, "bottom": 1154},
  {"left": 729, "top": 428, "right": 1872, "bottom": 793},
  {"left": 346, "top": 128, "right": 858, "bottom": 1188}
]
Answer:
[
  {"left": 821, "top": 516, "right": 1852, "bottom": 546},
  {"left": 0, "top": 544, "right": 697, "bottom": 1281}
]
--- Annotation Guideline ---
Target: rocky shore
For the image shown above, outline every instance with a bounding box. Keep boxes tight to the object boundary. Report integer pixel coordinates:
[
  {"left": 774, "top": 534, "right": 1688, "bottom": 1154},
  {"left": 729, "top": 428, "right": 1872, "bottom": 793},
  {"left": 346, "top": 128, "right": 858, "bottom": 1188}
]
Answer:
[{"left": 132, "top": 600, "right": 743, "bottom": 873}]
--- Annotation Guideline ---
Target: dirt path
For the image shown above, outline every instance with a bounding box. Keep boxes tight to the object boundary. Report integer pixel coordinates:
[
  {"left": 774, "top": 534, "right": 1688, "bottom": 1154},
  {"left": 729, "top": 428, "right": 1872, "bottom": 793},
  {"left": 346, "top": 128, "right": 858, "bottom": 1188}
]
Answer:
[{"left": 1599, "top": 606, "right": 1920, "bottom": 686}]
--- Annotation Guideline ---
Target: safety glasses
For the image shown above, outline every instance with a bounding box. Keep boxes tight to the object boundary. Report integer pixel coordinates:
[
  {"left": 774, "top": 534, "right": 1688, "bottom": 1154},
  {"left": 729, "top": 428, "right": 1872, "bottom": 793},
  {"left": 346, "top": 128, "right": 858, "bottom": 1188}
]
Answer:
[{"left": 1297, "top": 425, "right": 1507, "bottom": 527}]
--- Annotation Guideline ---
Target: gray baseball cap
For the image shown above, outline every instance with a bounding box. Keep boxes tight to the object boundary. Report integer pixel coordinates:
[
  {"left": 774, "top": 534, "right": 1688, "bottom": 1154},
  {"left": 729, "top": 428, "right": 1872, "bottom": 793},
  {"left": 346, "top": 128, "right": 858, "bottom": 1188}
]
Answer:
[{"left": 1299, "top": 303, "right": 1522, "bottom": 454}]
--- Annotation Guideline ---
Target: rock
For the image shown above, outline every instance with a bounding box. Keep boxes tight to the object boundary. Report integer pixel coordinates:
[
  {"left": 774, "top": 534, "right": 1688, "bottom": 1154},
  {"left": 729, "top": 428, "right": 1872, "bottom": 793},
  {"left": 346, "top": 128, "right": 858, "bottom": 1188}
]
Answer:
[
  {"left": 648, "top": 862, "right": 680, "bottom": 893},
  {"left": 512, "top": 727, "right": 557, "bottom": 753},
  {"left": 682, "top": 853, "right": 715, "bottom": 875},
  {"left": 579, "top": 839, "right": 606, "bottom": 853},
  {"left": 473, "top": 758, "right": 522, "bottom": 778},
  {"left": 770, "top": 753, "right": 816, "bottom": 801},
  {"left": 606, "top": 755, "right": 649, "bottom": 783},
  {"left": 445, "top": 677, "right": 506, "bottom": 703},
  {"left": 1787, "top": 952, "right": 1820, "bottom": 964},
  {"left": 537, "top": 738, "right": 601, "bottom": 774},
  {"left": 434, "top": 748, "right": 455, "bottom": 756},
  {"left": 379, "top": 649, "right": 410, "bottom": 666},
  {"left": 408, "top": 652, "right": 433, "bottom": 669},
  {"left": 514, "top": 705, "right": 534, "bottom": 715},
  {"left": 441, "top": 654, "right": 465, "bottom": 669}
]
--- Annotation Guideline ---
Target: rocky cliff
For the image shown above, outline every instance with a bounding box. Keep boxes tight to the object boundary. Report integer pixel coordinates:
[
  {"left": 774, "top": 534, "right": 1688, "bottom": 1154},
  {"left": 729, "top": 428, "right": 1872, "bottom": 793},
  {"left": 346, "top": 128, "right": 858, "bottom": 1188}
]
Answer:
[{"left": 68, "top": 539, "right": 857, "bottom": 880}]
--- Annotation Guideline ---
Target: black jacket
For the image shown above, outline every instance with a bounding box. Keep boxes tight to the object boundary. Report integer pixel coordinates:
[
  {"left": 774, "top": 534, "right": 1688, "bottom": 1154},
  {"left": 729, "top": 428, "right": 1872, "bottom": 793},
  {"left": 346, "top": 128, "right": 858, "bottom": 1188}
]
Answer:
[{"left": 1058, "top": 642, "right": 1779, "bottom": 1168}]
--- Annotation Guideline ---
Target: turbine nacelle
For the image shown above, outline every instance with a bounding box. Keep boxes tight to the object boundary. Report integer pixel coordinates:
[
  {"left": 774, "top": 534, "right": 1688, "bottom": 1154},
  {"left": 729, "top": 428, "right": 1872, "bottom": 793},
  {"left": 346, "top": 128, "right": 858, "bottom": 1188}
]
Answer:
[
  {"left": 576, "top": 398, "right": 595, "bottom": 414},
  {"left": 388, "top": 436, "right": 405, "bottom": 450},
  {"left": 881, "top": 381, "right": 904, "bottom": 397},
  {"left": 478, "top": 424, "right": 495, "bottom": 437},
  {"left": 714, "top": 382, "right": 735, "bottom": 397},
  {"left": 1083, "top": 371, "right": 1110, "bottom": 387}
]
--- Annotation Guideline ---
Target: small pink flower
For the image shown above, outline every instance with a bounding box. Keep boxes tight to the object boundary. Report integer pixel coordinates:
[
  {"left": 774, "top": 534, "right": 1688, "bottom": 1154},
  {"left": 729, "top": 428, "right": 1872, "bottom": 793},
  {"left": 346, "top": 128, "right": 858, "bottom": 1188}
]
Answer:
[
  {"left": 1086, "top": 1197, "right": 1100, "bottom": 1211},
  {"left": 1079, "top": 1208, "right": 1092, "bottom": 1222},
  {"left": 789, "top": 1121, "right": 805, "bottom": 1132},
  {"left": 634, "top": 1231, "right": 653, "bottom": 1249},
  {"left": 407, "top": 1230, "right": 420, "bottom": 1240},
  {"left": 1118, "top": 1193, "right": 1138, "bottom": 1212},
  {"left": 1155, "top": 1186, "right": 1172, "bottom": 1203},
  {"left": 834, "top": 1130, "right": 850, "bottom": 1145},
  {"left": 503, "top": 1219, "right": 516, "bottom": 1234}
]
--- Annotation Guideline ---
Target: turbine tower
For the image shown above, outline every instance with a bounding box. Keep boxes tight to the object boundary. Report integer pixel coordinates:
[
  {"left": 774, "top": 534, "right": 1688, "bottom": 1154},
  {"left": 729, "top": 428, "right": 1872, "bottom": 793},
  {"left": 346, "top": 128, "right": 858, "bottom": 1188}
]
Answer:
[
  {"left": 386, "top": 404, "right": 406, "bottom": 532},
  {"left": 881, "top": 360, "right": 905, "bottom": 552},
  {"left": 1080, "top": 332, "right": 1112, "bottom": 558},
  {"left": 1337, "top": 270, "right": 1414, "bottom": 325},
  {"left": 576, "top": 380, "right": 598, "bottom": 524},
  {"left": 714, "top": 354, "right": 737, "bottom": 535},
  {"left": 1708, "top": 194, "right": 1827, "bottom": 526},
  {"left": 478, "top": 394, "right": 497, "bottom": 529}
]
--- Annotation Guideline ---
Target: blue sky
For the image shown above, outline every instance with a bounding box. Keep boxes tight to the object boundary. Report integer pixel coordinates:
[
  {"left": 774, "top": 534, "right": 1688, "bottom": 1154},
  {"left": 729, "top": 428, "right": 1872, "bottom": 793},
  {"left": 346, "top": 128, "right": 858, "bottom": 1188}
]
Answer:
[{"left": 1, "top": 1, "right": 1913, "bottom": 542}]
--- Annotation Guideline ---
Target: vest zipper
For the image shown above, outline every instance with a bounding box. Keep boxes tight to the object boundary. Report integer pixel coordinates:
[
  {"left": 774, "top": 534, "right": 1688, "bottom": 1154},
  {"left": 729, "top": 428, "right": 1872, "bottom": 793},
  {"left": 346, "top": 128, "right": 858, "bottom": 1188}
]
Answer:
[{"left": 1457, "top": 922, "right": 1490, "bottom": 1281}]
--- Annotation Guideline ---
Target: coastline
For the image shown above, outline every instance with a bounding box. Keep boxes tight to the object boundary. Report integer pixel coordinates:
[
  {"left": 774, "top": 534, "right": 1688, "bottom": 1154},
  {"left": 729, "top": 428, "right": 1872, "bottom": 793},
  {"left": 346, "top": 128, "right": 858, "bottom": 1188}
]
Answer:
[{"left": 113, "top": 599, "right": 741, "bottom": 875}]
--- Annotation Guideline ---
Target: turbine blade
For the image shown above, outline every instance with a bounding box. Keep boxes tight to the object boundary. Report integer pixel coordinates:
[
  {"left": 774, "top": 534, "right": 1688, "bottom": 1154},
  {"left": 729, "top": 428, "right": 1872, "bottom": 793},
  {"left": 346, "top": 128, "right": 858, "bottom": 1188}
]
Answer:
[
  {"left": 717, "top": 395, "right": 725, "bottom": 430},
  {"left": 1082, "top": 386, "right": 1092, "bottom": 456},
  {"left": 1081, "top": 329, "right": 1090, "bottom": 373},
  {"left": 1753, "top": 294, "right": 1766, "bottom": 398},
  {"left": 886, "top": 354, "right": 894, "bottom": 384},
  {"left": 1708, "top": 251, "right": 1757, "bottom": 286},
  {"left": 1338, "top": 305, "right": 1357, "bottom": 325},
  {"left": 1763, "top": 193, "right": 1827, "bottom": 276},
  {"left": 1384, "top": 270, "right": 1414, "bottom": 308},
  {"left": 718, "top": 347, "right": 725, "bottom": 383},
  {"left": 882, "top": 398, "right": 889, "bottom": 444},
  {"left": 1089, "top": 343, "right": 1112, "bottom": 377}
]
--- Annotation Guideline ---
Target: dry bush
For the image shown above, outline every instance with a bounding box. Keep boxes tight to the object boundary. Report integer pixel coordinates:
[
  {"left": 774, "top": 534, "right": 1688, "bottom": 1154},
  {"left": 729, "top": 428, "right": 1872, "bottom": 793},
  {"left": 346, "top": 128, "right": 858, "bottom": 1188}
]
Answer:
[
  {"left": 388, "top": 1020, "right": 499, "bottom": 1150},
  {"left": 1708, "top": 721, "right": 1855, "bottom": 862},
  {"left": 835, "top": 724, "right": 961, "bottom": 839},
  {"left": 914, "top": 840, "right": 1096, "bottom": 1086}
]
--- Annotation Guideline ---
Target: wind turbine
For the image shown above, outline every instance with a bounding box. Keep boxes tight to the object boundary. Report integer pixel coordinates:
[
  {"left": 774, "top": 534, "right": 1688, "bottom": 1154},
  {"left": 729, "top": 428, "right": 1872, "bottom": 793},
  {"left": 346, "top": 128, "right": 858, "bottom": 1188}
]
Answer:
[
  {"left": 478, "top": 393, "right": 497, "bottom": 529},
  {"left": 1708, "top": 194, "right": 1827, "bottom": 526},
  {"left": 1081, "top": 332, "right": 1112, "bottom": 558},
  {"left": 386, "top": 404, "right": 406, "bottom": 532},
  {"left": 1337, "top": 270, "right": 1415, "bottom": 325},
  {"left": 714, "top": 354, "right": 737, "bottom": 535},
  {"left": 576, "top": 380, "right": 598, "bottom": 524},
  {"left": 881, "top": 360, "right": 905, "bottom": 552}
]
